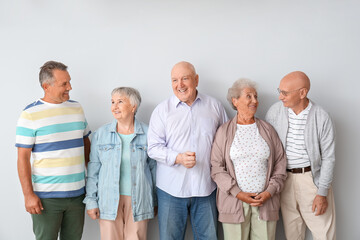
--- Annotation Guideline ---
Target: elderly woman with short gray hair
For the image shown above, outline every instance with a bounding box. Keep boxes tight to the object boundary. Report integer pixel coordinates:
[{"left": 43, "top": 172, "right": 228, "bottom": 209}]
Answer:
[
  {"left": 211, "top": 79, "right": 287, "bottom": 240},
  {"left": 84, "top": 87, "right": 156, "bottom": 240}
]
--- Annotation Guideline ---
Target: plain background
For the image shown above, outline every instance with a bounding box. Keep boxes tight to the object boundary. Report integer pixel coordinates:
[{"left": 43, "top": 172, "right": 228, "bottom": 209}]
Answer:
[{"left": 1, "top": 0, "right": 359, "bottom": 239}]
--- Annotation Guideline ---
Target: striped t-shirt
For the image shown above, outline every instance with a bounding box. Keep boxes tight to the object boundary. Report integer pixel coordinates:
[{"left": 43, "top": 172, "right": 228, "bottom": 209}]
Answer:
[
  {"left": 286, "top": 102, "right": 312, "bottom": 169},
  {"left": 15, "top": 99, "right": 91, "bottom": 198}
]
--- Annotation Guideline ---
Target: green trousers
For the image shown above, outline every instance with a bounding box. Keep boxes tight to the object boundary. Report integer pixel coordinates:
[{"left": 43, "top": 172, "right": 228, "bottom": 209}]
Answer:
[{"left": 31, "top": 194, "right": 85, "bottom": 240}]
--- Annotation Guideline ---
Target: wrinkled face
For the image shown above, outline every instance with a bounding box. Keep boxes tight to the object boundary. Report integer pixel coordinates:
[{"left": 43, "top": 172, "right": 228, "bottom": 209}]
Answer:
[
  {"left": 111, "top": 94, "right": 136, "bottom": 121},
  {"left": 232, "top": 87, "right": 258, "bottom": 116},
  {"left": 44, "top": 70, "right": 72, "bottom": 103},
  {"left": 278, "top": 78, "right": 302, "bottom": 109},
  {"left": 171, "top": 64, "right": 199, "bottom": 106}
]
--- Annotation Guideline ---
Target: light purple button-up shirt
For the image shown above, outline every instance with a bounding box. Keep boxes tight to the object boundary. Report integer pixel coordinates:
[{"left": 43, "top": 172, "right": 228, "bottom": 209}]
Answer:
[{"left": 148, "top": 92, "right": 228, "bottom": 197}]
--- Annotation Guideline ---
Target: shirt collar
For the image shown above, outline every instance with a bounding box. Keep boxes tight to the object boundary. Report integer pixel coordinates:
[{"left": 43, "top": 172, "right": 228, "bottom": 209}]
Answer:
[
  {"left": 109, "top": 118, "right": 144, "bottom": 135},
  {"left": 172, "top": 91, "right": 202, "bottom": 108},
  {"left": 288, "top": 100, "right": 312, "bottom": 116}
]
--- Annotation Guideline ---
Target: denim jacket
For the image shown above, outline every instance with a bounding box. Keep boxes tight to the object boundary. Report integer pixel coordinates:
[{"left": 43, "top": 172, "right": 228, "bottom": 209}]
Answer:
[{"left": 83, "top": 118, "right": 157, "bottom": 221}]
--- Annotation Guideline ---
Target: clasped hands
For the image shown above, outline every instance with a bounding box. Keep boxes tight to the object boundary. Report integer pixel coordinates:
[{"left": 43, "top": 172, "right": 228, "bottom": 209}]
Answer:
[{"left": 236, "top": 191, "right": 271, "bottom": 206}]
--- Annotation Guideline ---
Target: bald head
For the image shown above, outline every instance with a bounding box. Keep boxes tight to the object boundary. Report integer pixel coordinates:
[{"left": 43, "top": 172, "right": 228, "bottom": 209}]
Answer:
[
  {"left": 171, "top": 61, "right": 197, "bottom": 77},
  {"left": 278, "top": 71, "right": 311, "bottom": 114},
  {"left": 281, "top": 71, "right": 310, "bottom": 92}
]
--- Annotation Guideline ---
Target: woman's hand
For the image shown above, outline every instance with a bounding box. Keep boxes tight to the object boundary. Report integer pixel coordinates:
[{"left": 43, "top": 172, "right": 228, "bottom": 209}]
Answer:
[
  {"left": 252, "top": 191, "right": 272, "bottom": 206},
  {"left": 236, "top": 191, "right": 272, "bottom": 206},
  {"left": 236, "top": 192, "right": 262, "bottom": 205},
  {"left": 87, "top": 208, "right": 100, "bottom": 220}
]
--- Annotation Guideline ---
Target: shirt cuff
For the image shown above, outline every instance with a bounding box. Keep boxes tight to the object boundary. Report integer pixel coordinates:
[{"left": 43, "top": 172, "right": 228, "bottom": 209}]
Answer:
[
  {"left": 317, "top": 187, "right": 329, "bottom": 197},
  {"left": 167, "top": 150, "right": 179, "bottom": 166},
  {"left": 84, "top": 198, "right": 99, "bottom": 210}
]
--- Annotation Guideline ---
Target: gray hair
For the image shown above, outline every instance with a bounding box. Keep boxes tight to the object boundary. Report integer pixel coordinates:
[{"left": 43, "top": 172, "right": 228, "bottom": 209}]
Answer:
[
  {"left": 111, "top": 87, "right": 142, "bottom": 114},
  {"left": 39, "top": 61, "right": 68, "bottom": 87},
  {"left": 227, "top": 78, "right": 258, "bottom": 110}
]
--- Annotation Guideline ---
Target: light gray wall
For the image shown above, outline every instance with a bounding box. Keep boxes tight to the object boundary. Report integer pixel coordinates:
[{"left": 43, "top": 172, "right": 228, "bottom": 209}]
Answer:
[{"left": 1, "top": 0, "right": 359, "bottom": 239}]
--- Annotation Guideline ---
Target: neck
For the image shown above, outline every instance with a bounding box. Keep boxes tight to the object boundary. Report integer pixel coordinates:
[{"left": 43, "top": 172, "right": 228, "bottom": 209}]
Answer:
[
  {"left": 117, "top": 118, "right": 135, "bottom": 134},
  {"left": 292, "top": 98, "right": 309, "bottom": 115},
  {"left": 236, "top": 112, "right": 255, "bottom": 125},
  {"left": 185, "top": 91, "right": 198, "bottom": 106},
  {"left": 42, "top": 96, "right": 62, "bottom": 104}
]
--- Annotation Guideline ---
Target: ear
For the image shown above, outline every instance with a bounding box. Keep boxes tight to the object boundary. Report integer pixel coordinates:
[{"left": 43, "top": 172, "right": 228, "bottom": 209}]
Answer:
[
  {"left": 132, "top": 105, "right": 137, "bottom": 113},
  {"left": 195, "top": 74, "right": 199, "bottom": 87},
  {"left": 42, "top": 82, "right": 49, "bottom": 91},
  {"left": 232, "top": 98, "right": 238, "bottom": 108},
  {"left": 299, "top": 88, "right": 308, "bottom": 99}
]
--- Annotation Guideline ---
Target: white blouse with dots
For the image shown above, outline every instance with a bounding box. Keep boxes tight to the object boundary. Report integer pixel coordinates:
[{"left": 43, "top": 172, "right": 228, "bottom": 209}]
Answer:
[{"left": 230, "top": 122, "right": 270, "bottom": 193}]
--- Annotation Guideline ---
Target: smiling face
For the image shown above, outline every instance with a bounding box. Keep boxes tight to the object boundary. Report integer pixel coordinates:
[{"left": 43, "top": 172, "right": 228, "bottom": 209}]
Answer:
[
  {"left": 42, "top": 69, "right": 72, "bottom": 104},
  {"left": 171, "top": 62, "right": 199, "bottom": 106},
  {"left": 232, "top": 87, "right": 258, "bottom": 117},
  {"left": 111, "top": 94, "right": 136, "bottom": 122},
  {"left": 278, "top": 71, "right": 309, "bottom": 112}
]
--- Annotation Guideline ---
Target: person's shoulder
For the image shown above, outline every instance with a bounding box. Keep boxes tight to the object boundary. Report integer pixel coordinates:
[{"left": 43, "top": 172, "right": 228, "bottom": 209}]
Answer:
[
  {"left": 199, "top": 93, "right": 225, "bottom": 109},
  {"left": 22, "top": 99, "right": 44, "bottom": 112},
  {"left": 216, "top": 118, "right": 233, "bottom": 133},
  {"left": 95, "top": 122, "right": 113, "bottom": 134},
  {"left": 200, "top": 93, "right": 220, "bottom": 103},
  {"left": 310, "top": 101, "right": 329, "bottom": 114},
  {"left": 267, "top": 101, "right": 283, "bottom": 113},
  {"left": 65, "top": 99, "right": 84, "bottom": 107},
  {"left": 136, "top": 119, "right": 149, "bottom": 130},
  {"left": 257, "top": 118, "right": 276, "bottom": 132},
  {"left": 152, "top": 96, "right": 175, "bottom": 114}
]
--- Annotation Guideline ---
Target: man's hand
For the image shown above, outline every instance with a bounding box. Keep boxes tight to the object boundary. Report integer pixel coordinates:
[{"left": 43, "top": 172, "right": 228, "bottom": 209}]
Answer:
[
  {"left": 175, "top": 152, "right": 196, "bottom": 168},
  {"left": 24, "top": 193, "right": 43, "bottom": 215},
  {"left": 312, "top": 195, "right": 328, "bottom": 216},
  {"left": 87, "top": 208, "right": 100, "bottom": 220}
]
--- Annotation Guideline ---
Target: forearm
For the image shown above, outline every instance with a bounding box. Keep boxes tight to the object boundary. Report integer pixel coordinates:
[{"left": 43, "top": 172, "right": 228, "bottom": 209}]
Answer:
[
  {"left": 17, "top": 148, "right": 34, "bottom": 197},
  {"left": 148, "top": 144, "right": 178, "bottom": 166}
]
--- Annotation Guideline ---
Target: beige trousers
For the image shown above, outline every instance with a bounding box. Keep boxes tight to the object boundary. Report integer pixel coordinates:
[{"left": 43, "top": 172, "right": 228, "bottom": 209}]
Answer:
[
  {"left": 281, "top": 171, "right": 336, "bottom": 240},
  {"left": 99, "top": 195, "right": 149, "bottom": 240},
  {"left": 222, "top": 202, "right": 277, "bottom": 240}
]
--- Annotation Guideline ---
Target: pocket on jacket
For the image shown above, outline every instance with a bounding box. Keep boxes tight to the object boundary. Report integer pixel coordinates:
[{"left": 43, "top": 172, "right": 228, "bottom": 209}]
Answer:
[{"left": 98, "top": 144, "right": 118, "bottom": 163}]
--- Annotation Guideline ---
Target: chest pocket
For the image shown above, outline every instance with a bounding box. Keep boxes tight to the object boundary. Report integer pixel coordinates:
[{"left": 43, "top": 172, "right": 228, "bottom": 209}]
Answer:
[
  {"left": 134, "top": 145, "right": 147, "bottom": 162},
  {"left": 98, "top": 144, "right": 119, "bottom": 163},
  {"left": 198, "top": 118, "right": 217, "bottom": 136}
]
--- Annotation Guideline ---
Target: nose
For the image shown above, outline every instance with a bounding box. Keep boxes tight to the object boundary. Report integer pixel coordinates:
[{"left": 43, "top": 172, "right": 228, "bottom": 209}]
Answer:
[
  {"left": 279, "top": 93, "right": 284, "bottom": 100},
  {"left": 252, "top": 96, "right": 258, "bottom": 103},
  {"left": 179, "top": 80, "right": 185, "bottom": 87},
  {"left": 67, "top": 82, "right": 72, "bottom": 91}
]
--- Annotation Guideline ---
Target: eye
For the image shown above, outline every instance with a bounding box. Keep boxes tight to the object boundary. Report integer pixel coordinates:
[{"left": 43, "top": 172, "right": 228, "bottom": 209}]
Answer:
[{"left": 172, "top": 79, "right": 177, "bottom": 83}]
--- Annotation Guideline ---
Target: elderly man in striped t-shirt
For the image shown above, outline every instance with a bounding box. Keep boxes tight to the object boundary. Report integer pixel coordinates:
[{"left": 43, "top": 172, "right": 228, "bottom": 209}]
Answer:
[
  {"left": 265, "top": 71, "right": 336, "bottom": 240},
  {"left": 16, "top": 61, "right": 91, "bottom": 240}
]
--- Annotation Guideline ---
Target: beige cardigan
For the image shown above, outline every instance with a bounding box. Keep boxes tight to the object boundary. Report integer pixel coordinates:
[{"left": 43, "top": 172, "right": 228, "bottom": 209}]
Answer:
[{"left": 210, "top": 116, "right": 287, "bottom": 223}]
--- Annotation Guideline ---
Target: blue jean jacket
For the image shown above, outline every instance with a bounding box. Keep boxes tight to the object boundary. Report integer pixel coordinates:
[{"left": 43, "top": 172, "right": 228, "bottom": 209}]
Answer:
[{"left": 83, "top": 118, "right": 157, "bottom": 221}]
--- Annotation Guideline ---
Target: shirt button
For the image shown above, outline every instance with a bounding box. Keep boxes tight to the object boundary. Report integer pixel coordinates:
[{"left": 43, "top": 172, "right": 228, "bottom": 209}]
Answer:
[
  {"left": 132, "top": 149, "right": 135, "bottom": 152},
  {"left": 134, "top": 201, "right": 136, "bottom": 205}
]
